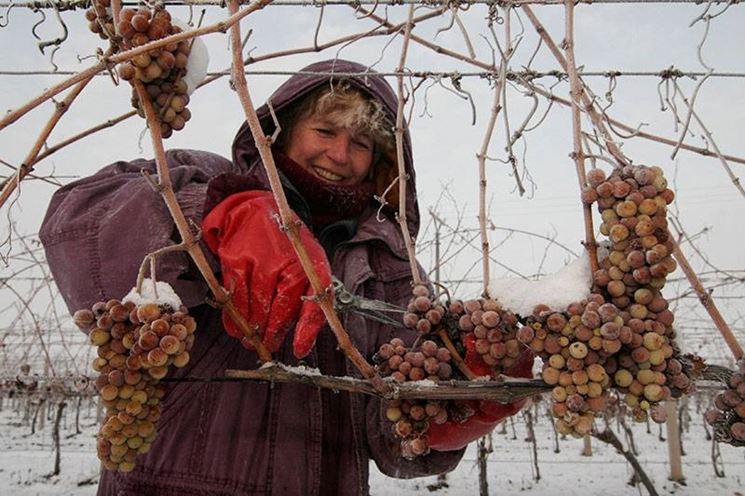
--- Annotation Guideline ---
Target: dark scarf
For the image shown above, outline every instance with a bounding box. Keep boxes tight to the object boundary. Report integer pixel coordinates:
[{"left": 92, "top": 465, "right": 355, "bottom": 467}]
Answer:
[{"left": 273, "top": 149, "right": 375, "bottom": 228}]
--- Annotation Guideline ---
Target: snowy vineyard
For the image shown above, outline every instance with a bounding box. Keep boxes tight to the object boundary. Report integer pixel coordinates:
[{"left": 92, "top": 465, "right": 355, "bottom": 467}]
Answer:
[
  {"left": 1, "top": 387, "right": 744, "bottom": 494},
  {"left": 2, "top": 0, "right": 745, "bottom": 494}
]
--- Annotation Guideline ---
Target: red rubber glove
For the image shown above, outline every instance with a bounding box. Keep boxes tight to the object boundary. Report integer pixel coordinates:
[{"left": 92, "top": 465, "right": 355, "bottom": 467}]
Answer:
[
  {"left": 202, "top": 190, "right": 332, "bottom": 358},
  {"left": 426, "top": 344, "right": 534, "bottom": 451}
]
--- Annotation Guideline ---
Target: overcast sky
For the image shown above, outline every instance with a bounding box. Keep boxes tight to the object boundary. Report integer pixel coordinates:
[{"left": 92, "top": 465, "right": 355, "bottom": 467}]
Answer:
[{"left": 1, "top": 1, "right": 743, "bottom": 364}]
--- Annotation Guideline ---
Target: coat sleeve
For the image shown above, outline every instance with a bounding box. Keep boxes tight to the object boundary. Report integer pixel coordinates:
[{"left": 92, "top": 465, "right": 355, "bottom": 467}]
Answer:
[{"left": 39, "top": 149, "right": 234, "bottom": 314}]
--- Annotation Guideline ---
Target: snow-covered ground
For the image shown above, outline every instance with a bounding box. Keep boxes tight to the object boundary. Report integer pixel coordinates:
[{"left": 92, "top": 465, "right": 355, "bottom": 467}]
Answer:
[{"left": 2, "top": 395, "right": 743, "bottom": 496}]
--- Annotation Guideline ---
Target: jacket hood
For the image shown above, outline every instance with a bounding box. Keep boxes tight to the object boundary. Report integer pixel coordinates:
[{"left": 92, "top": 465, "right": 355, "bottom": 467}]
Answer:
[{"left": 231, "top": 59, "right": 420, "bottom": 237}]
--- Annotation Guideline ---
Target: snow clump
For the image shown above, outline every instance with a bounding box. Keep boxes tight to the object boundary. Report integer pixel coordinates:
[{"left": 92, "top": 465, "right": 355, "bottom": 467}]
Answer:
[{"left": 122, "top": 278, "right": 183, "bottom": 311}]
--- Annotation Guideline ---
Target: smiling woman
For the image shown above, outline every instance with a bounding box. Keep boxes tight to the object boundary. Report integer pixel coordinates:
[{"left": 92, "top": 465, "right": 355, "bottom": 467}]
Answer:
[{"left": 39, "top": 59, "right": 469, "bottom": 496}]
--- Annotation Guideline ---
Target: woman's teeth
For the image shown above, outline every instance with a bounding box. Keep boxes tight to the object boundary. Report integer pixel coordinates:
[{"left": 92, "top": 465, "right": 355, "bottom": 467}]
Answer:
[{"left": 313, "top": 167, "right": 344, "bottom": 182}]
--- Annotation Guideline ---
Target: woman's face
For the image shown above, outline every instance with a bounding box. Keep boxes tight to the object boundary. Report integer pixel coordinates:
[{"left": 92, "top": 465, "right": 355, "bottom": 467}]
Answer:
[{"left": 285, "top": 114, "right": 374, "bottom": 186}]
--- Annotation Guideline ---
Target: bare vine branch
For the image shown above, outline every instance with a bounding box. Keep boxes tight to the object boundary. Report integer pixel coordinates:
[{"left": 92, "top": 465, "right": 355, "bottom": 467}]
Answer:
[
  {"left": 476, "top": 6, "right": 513, "bottom": 298},
  {"left": 670, "top": 79, "right": 744, "bottom": 197},
  {"left": 224, "top": 362, "right": 549, "bottom": 401},
  {"left": 0, "top": 75, "right": 93, "bottom": 211},
  {"left": 0, "top": 0, "right": 274, "bottom": 133},
  {"left": 393, "top": 4, "right": 421, "bottom": 286},
  {"left": 131, "top": 75, "right": 273, "bottom": 361},
  {"left": 562, "top": 0, "right": 599, "bottom": 273},
  {"left": 523, "top": 5, "right": 630, "bottom": 168}
]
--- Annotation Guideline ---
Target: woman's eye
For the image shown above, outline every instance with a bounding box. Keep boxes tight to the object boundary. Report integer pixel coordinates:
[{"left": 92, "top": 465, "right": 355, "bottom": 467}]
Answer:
[
  {"left": 315, "top": 128, "right": 334, "bottom": 136},
  {"left": 352, "top": 138, "right": 372, "bottom": 150}
]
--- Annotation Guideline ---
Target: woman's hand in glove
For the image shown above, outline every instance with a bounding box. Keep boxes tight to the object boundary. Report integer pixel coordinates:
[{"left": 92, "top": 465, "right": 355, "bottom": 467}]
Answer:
[
  {"left": 426, "top": 345, "right": 534, "bottom": 451},
  {"left": 202, "top": 190, "right": 332, "bottom": 358}
]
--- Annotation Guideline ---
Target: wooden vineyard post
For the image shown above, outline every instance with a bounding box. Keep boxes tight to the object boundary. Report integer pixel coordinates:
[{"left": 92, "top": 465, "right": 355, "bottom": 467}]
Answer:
[
  {"left": 665, "top": 399, "right": 684, "bottom": 483},
  {"left": 581, "top": 434, "right": 592, "bottom": 456}
]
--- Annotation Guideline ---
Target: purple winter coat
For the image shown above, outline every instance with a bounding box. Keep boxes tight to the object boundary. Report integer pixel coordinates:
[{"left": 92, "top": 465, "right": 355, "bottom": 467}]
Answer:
[{"left": 39, "top": 59, "right": 464, "bottom": 495}]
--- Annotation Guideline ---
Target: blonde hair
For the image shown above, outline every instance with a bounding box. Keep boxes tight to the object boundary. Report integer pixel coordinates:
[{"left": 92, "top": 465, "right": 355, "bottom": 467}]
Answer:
[{"left": 277, "top": 82, "right": 394, "bottom": 157}]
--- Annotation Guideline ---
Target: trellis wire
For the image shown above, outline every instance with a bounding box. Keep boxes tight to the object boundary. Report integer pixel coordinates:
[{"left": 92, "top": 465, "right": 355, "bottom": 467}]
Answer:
[
  {"left": 4, "top": 69, "right": 745, "bottom": 79},
  {"left": 0, "top": 0, "right": 740, "bottom": 8}
]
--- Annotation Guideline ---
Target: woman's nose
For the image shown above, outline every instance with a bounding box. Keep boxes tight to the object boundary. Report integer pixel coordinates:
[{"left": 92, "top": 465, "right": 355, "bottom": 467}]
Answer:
[{"left": 325, "top": 135, "right": 351, "bottom": 165}]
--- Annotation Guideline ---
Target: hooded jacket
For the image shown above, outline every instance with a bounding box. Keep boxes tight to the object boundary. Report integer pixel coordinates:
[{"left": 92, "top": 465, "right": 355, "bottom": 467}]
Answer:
[{"left": 39, "top": 59, "right": 464, "bottom": 496}]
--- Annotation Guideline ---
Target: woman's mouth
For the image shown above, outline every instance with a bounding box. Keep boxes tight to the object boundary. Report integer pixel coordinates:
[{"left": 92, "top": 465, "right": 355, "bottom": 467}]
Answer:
[{"left": 313, "top": 166, "right": 345, "bottom": 182}]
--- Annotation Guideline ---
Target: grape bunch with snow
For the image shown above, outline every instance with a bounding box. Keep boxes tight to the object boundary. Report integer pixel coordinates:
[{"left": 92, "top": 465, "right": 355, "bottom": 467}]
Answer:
[
  {"left": 85, "top": 0, "right": 208, "bottom": 138},
  {"left": 375, "top": 164, "right": 708, "bottom": 456},
  {"left": 72, "top": 279, "right": 197, "bottom": 472}
]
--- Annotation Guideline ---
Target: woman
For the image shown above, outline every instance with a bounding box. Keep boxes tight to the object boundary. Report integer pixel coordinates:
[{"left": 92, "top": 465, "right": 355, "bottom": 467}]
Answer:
[{"left": 39, "top": 59, "right": 527, "bottom": 495}]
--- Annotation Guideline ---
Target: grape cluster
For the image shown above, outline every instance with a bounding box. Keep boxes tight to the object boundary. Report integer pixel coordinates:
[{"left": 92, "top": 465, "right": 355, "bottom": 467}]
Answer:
[
  {"left": 584, "top": 164, "right": 676, "bottom": 304},
  {"left": 511, "top": 165, "right": 696, "bottom": 435},
  {"left": 705, "top": 363, "right": 745, "bottom": 446},
  {"left": 385, "top": 398, "right": 478, "bottom": 460},
  {"left": 586, "top": 166, "right": 695, "bottom": 403},
  {"left": 521, "top": 164, "right": 698, "bottom": 435},
  {"left": 402, "top": 287, "right": 523, "bottom": 377},
  {"left": 374, "top": 338, "right": 453, "bottom": 383},
  {"left": 525, "top": 298, "right": 612, "bottom": 436},
  {"left": 384, "top": 287, "right": 510, "bottom": 459},
  {"left": 379, "top": 165, "right": 702, "bottom": 446},
  {"left": 74, "top": 298, "right": 197, "bottom": 471},
  {"left": 85, "top": 3, "right": 193, "bottom": 138},
  {"left": 451, "top": 298, "right": 521, "bottom": 375},
  {"left": 402, "top": 284, "right": 447, "bottom": 335},
  {"left": 384, "top": 398, "right": 447, "bottom": 459},
  {"left": 384, "top": 288, "right": 533, "bottom": 457},
  {"left": 85, "top": 0, "right": 115, "bottom": 40},
  {"left": 373, "top": 337, "right": 465, "bottom": 459}
]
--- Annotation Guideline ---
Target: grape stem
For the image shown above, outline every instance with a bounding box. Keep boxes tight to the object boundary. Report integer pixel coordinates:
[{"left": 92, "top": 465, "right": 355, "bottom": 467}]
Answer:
[
  {"left": 134, "top": 242, "right": 189, "bottom": 297},
  {"left": 110, "top": 0, "right": 121, "bottom": 37},
  {"left": 437, "top": 328, "right": 478, "bottom": 381}
]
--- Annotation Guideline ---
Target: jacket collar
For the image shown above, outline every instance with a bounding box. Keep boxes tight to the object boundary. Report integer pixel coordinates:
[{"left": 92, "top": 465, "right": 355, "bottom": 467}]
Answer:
[{"left": 282, "top": 170, "right": 407, "bottom": 260}]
